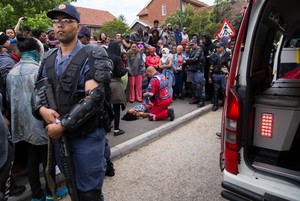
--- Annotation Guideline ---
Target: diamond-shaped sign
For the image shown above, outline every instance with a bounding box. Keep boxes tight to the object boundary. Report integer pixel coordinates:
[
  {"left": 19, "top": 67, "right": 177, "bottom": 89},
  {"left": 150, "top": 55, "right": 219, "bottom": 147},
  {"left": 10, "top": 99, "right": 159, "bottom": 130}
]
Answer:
[{"left": 216, "top": 18, "right": 236, "bottom": 39}]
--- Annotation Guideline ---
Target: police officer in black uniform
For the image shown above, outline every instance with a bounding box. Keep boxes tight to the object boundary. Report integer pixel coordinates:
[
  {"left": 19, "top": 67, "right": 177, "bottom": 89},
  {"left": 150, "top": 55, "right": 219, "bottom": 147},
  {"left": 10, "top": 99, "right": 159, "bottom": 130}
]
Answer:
[
  {"left": 208, "top": 42, "right": 230, "bottom": 111},
  {"left": 183, "top": 39, "right": 206, "bottom": 107}
]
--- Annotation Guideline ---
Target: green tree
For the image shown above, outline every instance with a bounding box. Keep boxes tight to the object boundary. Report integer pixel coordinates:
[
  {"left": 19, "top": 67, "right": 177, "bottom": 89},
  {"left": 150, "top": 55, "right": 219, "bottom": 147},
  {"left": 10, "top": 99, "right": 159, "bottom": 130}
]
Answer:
[
  {"left": 165, "top": 0, "right": 245, "bottom": 38},
  {"left": 100, "top": 19, "right": 129, "bottom": 38},
  {"left": 0, "top": 0, "right": 73, "bottom": 32},
  {"left": 165, "top": 4, "right": 195, "bottom": 29}
]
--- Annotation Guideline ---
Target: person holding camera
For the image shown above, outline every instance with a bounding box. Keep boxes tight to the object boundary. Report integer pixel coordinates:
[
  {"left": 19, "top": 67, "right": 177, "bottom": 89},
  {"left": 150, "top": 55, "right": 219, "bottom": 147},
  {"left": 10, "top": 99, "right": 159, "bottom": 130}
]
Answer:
[{"left": 208, "top": 42, "right": 231, "bottom": 111}]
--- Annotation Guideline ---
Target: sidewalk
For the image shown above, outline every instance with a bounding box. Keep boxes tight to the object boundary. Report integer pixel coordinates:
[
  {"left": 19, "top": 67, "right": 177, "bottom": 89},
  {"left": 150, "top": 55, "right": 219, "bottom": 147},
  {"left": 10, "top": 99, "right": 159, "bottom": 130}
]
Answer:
[{"left": 8, "top": 100, "right": 213, "bottom": 201}]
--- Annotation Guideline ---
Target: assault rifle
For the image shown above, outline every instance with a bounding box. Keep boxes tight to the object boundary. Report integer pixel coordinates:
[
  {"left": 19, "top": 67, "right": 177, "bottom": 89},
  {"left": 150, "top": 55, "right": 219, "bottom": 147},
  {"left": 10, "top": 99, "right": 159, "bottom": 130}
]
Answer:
[{"left": 35, "top": 78, "right": 79, "bottom": 201}]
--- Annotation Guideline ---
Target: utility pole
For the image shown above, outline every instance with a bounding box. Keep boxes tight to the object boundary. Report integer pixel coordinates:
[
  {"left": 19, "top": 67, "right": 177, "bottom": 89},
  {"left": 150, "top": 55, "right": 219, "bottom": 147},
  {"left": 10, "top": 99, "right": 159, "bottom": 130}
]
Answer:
[{"left": 180, "top": 0, "right": 183, "bottom": 30}]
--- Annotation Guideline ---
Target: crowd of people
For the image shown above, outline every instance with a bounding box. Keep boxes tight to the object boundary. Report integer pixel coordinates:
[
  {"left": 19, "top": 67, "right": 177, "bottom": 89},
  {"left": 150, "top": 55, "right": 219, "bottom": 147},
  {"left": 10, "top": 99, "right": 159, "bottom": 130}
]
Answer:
[{"left": 0, "top": 2, "right": 234, "bottom": 201}]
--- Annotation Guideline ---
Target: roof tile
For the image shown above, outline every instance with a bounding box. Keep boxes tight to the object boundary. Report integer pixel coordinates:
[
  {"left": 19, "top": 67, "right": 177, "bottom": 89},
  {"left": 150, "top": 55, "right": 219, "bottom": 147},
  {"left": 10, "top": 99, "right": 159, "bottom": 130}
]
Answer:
[{"left": 76, "top": 7, "right": 117, "bottom": 26}]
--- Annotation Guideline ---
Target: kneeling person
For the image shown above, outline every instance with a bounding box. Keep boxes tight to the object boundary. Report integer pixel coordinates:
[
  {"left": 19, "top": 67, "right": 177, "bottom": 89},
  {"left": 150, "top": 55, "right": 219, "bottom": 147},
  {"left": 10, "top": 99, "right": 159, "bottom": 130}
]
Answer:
[{"left": 143, "top": 66, "right": 175, "bottom": 121}]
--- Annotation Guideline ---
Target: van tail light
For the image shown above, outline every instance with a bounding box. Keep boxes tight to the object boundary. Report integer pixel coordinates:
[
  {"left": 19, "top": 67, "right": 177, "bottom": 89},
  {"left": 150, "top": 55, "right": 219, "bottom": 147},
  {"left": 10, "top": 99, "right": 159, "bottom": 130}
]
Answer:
[
  {"left": 224, "top": 89, "right": 240, "bottom": 175},
  {"left": 261, "top": 113, "right": 273, "bottom": 138}
]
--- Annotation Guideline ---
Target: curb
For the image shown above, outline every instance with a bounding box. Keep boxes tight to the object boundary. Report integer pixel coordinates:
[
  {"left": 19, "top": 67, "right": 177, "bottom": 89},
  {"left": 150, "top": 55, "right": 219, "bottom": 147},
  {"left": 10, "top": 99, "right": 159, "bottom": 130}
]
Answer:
[
  {"left": 9, "top": 104, "right": 212, "bottom": 201},
  {"left": 110, "top": 104, "right": 212, "bottom": 161}
]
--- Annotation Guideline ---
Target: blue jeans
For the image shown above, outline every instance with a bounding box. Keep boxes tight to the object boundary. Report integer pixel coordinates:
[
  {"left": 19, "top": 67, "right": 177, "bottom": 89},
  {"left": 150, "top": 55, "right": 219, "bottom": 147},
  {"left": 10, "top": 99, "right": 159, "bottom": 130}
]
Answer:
[
  {"left": 55, "top": 128, "right": 106, "bottom": 200},
  {"left": 174, "top": 71, "right": 184, "bottom": 96}
]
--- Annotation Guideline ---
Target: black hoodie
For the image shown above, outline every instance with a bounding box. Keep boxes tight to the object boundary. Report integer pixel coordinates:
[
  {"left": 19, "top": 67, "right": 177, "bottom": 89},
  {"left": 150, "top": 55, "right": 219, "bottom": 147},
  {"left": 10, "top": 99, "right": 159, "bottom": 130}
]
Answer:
[
  {"left": 202, "top": 34, "right": 216, "bottom": 58},
  {"left": 107, "top": 41, "right": 126, "bottom": 78}
]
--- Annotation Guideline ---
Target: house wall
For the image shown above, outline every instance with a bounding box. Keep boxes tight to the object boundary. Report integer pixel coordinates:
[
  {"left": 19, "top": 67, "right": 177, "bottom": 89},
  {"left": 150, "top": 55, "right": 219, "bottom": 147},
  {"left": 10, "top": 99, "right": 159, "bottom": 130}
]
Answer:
[
  {"left": 139, "top": 0, "right": 202, "bottom": 26},
  {"left": 140, "top": 0, "right": 180, "bottom": 25}
]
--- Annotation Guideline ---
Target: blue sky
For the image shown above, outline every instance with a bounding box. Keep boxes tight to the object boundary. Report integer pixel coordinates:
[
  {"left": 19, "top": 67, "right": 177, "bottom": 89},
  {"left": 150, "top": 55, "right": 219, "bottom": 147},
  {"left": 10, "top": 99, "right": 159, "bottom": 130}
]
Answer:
[{"left": 72, "top": 0, "right": 215, "bottom": 26}]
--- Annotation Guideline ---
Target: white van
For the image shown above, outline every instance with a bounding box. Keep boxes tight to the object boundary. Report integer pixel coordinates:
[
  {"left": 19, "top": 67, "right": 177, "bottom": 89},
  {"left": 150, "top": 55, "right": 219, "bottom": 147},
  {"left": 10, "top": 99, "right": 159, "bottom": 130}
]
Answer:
[{"left": 220, "top": 0, "right": 300, "bottom": 200}]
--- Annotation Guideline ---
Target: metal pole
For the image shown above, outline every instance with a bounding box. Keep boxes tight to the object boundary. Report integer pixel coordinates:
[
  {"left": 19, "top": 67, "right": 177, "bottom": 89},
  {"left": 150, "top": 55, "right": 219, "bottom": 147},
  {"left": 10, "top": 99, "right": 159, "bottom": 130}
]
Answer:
[{"left": 180, "top": 0, "right": 183, "bottom": 30}]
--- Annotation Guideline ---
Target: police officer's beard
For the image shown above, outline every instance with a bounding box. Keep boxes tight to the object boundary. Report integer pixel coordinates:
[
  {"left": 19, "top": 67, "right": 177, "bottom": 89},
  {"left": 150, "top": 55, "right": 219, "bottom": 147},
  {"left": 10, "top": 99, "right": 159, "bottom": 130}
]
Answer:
[{"left": 57, "top": 32, "right": 77, "bottom": 44}]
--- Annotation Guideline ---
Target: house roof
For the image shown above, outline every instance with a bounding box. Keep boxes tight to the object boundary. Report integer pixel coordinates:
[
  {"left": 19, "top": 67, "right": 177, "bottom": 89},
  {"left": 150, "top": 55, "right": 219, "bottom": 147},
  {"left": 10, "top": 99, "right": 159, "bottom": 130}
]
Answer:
[
  {"left": 137, "top": 0, "right": 208, "bottom": 16},
  {"left": 129, "top": 19, "right": 151, "bottom": 30},
  {"left": 76, "top": 7, "right": 116, "bottom": 27},
  {"left": 184, "top": 0, "right": 209, "bottom": 7}
]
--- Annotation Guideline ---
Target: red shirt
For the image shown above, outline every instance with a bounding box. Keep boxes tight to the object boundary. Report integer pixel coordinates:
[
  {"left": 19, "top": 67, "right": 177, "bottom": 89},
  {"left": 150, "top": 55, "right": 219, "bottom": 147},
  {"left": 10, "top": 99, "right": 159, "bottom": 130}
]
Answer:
[{"left": 146, "top": 55, "right": 160, "bottom": 70}]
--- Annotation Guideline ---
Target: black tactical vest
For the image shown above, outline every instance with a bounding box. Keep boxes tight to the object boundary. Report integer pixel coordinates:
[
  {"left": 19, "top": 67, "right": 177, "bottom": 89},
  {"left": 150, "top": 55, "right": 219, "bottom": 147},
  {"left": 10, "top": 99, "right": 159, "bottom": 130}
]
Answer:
[{"left": 42, "top": 47, "right": 101, "bottom": 136}]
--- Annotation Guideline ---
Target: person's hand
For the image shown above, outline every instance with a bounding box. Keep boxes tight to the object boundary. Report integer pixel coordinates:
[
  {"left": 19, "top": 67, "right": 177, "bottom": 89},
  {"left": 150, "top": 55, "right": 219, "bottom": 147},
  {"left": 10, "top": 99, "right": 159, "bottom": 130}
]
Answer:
[
  {"left": 18, "top": 17, "right": 25, "bottom": 22},
  {"left": 221, "top": 66, "right": 228, "bottom": 72},
  {"left": 46, "top": 123, "right": 65, "bottom": 140},
  {"left": 39, "top": 106, "right": 60, "bottom": 125},
  {"left": 209, "top": 78, "right": 213, "bottom": 84},
  {"left": 126, "top": 67, "right": 131, "bottom": 72},
  {"left": 174, "top": 68, "right": 178, "bottom": 73}
]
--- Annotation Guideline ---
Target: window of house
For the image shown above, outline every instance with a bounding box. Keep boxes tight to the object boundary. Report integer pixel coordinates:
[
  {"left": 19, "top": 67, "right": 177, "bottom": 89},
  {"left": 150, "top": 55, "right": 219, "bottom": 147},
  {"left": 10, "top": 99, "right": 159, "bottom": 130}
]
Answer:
[{"left": 162, "top": 4, "right": 166, "bottom": 16}]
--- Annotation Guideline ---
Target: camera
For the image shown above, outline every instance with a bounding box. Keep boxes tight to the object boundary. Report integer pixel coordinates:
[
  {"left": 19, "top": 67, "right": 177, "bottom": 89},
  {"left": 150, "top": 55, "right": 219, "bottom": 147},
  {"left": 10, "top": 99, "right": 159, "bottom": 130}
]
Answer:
[{"left": 23, "top": 17, "right": 27, "bottom": 21}]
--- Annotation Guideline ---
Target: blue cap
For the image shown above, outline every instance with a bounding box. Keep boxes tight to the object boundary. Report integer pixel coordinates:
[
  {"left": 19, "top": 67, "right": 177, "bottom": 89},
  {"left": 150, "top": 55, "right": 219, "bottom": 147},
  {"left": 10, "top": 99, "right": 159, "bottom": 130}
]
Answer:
[
  {"left": 47, "top": 3, "right": 80, "bottom": 22},
  {"left": 216, "top": 42, "right": 224, "bottom": 48},
  {"left": 189, "top": 39, "right": 197, "bottom": 45},
  {"left": 78, "top": 26, "right": 91, "bottom": 38}
]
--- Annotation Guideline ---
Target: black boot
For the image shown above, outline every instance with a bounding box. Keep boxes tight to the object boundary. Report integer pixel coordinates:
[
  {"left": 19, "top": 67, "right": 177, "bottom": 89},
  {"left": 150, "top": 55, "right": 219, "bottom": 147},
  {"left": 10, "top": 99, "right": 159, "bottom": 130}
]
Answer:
[
  {"left": 196, "top": 83, "right": 204, "bottom": 108},
  {"left": 106, "top": 160, "right": 115, "bottom": 177},
  {"left": 79, "top": 190, "right": 101, "bottom": 201},
  {"left": 197, "top": 102, "right": 205, "bottom": 108},
  {"left": 168, "top": 108, "right": 175, "bottom": 121},
  {"left": 9, "top": 177, "right": 26, "bottom": 197},
  {"left": 212, "top": 105, "right": 218, "bottom": 111}
]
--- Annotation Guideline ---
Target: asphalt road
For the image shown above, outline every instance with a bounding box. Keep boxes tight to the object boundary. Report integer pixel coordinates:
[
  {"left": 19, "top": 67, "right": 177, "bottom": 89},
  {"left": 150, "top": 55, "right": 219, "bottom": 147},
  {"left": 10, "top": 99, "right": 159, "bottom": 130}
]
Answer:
[
  {"left": 59, "top": 109, "right": 225, "bottom": 201},
  {"left": 101, "top": 109, "right": 225, "bottom": 201},
  {"left": 106, "top": 99, "right": 209, "bottom": 147}
]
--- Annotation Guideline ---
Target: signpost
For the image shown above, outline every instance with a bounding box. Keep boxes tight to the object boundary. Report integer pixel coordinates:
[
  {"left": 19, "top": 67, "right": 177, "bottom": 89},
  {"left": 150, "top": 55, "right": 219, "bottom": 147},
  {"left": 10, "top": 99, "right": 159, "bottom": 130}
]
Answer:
[{"left": 216, "top": 18, "right": 236, "bottom": 39}]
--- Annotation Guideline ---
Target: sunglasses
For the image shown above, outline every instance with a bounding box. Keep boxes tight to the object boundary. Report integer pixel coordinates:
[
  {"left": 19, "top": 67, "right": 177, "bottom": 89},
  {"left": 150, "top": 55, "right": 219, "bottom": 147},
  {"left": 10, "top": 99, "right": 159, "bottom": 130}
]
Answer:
[{"left": 52, "top": 18, "right": 78, "bottom": 25}]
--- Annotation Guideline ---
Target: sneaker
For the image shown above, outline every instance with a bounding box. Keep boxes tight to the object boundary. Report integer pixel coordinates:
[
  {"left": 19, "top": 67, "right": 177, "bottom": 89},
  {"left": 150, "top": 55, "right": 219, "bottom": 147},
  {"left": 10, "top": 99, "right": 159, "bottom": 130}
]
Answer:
[
  {"left": 106, "top": 160, "right": 115, "bottom": 177},
  {"left": 9, "top": 179, "right": 26, "bottom": 197},
  {"left": 114, "top": 129, "right": 125, "bottom": 136},
  {"left": 45, "top": 195, "right": 53, "bottom": 201},
  {"left": 168, "top": 108, "right": 175, "bottom": 121},
  {"left": 45, "top": 186, "right": 68, "bottom": 201},
  {"left": 32, "top": 197, "right": 45, "bottom": 201},
  {"left": 56, "top": 186, "right": 68, "bottom": 198}
]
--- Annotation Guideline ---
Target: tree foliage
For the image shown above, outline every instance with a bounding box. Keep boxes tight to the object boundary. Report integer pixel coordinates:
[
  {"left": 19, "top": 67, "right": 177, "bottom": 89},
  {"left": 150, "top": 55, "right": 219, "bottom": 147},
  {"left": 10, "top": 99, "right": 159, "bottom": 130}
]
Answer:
[
  {"left": 165, "top": 0, "right": 245, "bottom": 39},
  {"left": 165, "top": 4, "right": 195, "bottom": 29},
  {"left": 100, "top": 19, "right": 129, "bottom": 38},
  {"left": 0, "top": 0, "right": 73, "bottom": 32}
]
